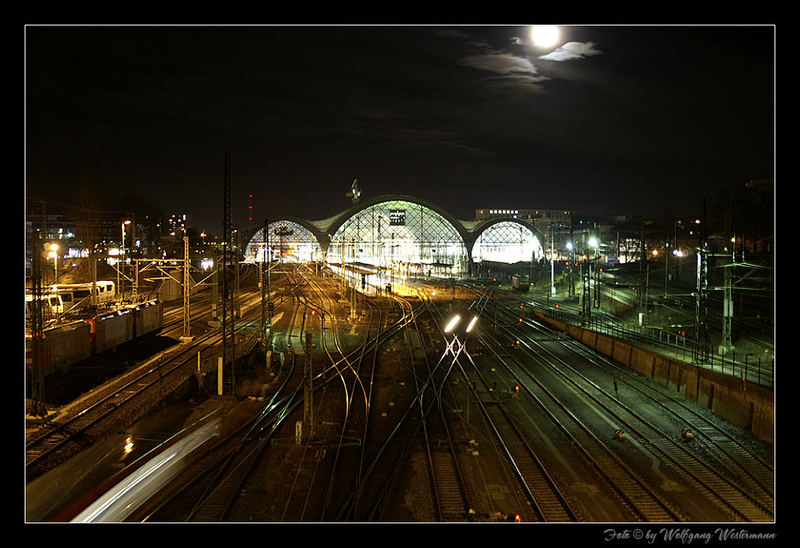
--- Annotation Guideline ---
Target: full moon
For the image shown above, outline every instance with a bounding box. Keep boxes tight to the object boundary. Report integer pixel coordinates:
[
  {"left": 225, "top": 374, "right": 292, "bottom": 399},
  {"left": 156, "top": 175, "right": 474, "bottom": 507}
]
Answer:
[{"left": 531, "top": 25, "right": 560, "bottom": 48}]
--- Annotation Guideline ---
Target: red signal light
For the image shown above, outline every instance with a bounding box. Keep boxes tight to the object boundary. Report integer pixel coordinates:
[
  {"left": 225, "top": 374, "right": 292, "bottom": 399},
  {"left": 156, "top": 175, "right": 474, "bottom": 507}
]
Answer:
[
  {"left": 514, "top": 385, "right": 520, "bottom": 392},
  {"left": 515, "top": 339, "right": 521, "bottom": 345},
  {"left": 519, "top": 304, "right": 524, "bottom": 309},
  {"left": 514, "top": 514, "right": 522, "bottom": 522}
]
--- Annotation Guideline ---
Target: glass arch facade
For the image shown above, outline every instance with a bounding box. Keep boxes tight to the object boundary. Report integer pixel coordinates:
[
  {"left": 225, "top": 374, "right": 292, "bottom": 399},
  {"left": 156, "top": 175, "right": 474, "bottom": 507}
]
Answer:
[
  {"left": 244, "top": 220, "right": 323, "bottom": 263},
  {"left": 327, "top": 199, "right": 469, "bottom": 277},
  {"left": 471, "top": 221, "right": 544, "bottom": 264}
]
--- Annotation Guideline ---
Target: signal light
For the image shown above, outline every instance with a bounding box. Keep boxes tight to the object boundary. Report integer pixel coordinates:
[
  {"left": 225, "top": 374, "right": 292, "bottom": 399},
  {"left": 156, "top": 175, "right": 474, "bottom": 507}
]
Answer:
[
  {"left": 514, "top": 385, "right": 520, "bottom": 392},
  {"left": 515, "top": 339, "right": 521, "bottom": 345},
  {"left": 514, "top": 514, "right": 522, "bottom": 522},
  {"left": 519, "top": 317, "right": 523, "bottom": 323},
  {"left": 519, "top": 304, "right": 523, "bottom": 309}
]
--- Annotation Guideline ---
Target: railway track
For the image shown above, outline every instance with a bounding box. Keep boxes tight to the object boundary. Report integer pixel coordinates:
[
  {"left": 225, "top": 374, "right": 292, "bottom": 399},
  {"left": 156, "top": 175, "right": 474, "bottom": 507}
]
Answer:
[
  {"left": 522, "top": 311, "right": 775, "bottom": 511},
  {"left": 275, "top": 271, "right": 481, "bottom": 522},
  {"left": 507, "top": 320, "right": 774, "bottom": 520},
  {"left": 36, "top": 267, "right": 773, "bottom": 523},
  {"left": 25, "top": 275, "right": 280, "bottom": 482},
  {"left": 129, "top": 286, "right": 307, "bottom": 522},
  {"left": 162, "top": 265, "right": 426, "bottom": 522},
  {"left": 472, "top": 285, "right": 773, "bottom": 521},
  {"left": 421, "top": 291, "right": 580, "bottom": 522},
  {"left": 362, "top": 292, "right": 475, "bottom": 522}
]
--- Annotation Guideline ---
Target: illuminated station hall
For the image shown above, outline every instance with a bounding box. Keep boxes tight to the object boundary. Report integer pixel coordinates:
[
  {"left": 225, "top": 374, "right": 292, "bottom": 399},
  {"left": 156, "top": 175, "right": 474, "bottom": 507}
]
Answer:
[{"left": 243, "top": 195, "right": 546, "bottom": 290}]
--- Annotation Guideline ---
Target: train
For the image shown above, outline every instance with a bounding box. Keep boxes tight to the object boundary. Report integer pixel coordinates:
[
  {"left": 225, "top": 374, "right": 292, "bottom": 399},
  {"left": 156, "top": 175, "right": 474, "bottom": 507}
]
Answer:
[
  {"left": 25, "top": 281, "right": 117, "bottom": 318},
  {"left": 25, "top": 299, "right": 163, "bottom": 376},
  {"left": 511, "top": 275, "right": 530, "bottom": 291}
]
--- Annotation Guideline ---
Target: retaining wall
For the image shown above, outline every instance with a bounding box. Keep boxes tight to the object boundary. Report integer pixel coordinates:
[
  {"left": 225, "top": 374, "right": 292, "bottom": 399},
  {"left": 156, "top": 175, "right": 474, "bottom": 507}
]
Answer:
[{"left": 534, "top": 312, "right": 774, "bottom": 444}]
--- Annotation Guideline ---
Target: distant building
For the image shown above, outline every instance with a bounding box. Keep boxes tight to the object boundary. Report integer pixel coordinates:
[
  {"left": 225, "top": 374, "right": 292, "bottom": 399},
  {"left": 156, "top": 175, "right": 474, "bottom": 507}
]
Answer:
[{"left": 166, "top": 213, "right": 191, "bottom": 237}]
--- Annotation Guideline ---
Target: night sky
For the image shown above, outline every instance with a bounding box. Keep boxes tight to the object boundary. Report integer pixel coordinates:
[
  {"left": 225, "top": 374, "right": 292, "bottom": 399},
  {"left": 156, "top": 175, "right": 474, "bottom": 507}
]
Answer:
[{"left": 25, "top": 24, "right": 774, "bottom": 235}]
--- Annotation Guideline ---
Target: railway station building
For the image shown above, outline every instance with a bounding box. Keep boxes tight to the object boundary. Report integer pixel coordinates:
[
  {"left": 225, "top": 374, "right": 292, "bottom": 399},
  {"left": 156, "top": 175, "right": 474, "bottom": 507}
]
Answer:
[{"left": 243, "top": 195, "right": 545, "bottom": 279}]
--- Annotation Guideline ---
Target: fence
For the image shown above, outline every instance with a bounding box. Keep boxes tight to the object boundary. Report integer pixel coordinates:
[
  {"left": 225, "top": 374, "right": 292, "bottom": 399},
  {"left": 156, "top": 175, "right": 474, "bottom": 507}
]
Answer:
[{"left": 539, "top": 305, "right": 773, "bottom": 389}]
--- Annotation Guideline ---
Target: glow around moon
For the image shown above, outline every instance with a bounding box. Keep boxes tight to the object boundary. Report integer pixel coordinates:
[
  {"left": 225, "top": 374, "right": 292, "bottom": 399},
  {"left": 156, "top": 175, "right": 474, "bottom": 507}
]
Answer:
[{"left": 530, "top": 26, "right": 560, "bottom": 48}]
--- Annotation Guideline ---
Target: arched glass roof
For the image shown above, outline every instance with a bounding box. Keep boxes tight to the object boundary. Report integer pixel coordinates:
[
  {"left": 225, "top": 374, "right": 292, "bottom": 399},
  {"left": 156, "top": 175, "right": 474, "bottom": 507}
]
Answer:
[
  {"left": 327, "top": 199, "right": 468, "bottom": 275},
  {"left": 244, "top": 220, "right": 323, "bottom": 263},
  {"left": 471, "top": 220, "right": 544, "bottom": 264}
]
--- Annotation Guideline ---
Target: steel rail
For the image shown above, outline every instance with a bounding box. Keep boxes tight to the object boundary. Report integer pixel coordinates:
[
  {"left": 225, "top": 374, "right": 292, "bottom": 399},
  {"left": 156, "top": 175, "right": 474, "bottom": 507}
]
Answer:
[{"left": 480, "top": 291, "right": 771, "bottom": 521}]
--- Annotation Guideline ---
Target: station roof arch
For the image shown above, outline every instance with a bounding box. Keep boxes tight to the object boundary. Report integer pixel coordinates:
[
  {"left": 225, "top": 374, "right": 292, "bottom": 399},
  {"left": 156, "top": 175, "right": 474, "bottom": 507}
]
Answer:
[
  {"left": 468, "top": 216, "right": 546, "bottom": 247},
  {"left": 243, "top": 217, "right": 325, "bottom": 263},
  {"left": 320, "top": 194, "right": 472, "bottom": 248},
  {"left": 243, "top": 194, "right": 547, "bottom": 266},
  {"left": 469, "top": 217, "right": 546, "bottom": 263}
]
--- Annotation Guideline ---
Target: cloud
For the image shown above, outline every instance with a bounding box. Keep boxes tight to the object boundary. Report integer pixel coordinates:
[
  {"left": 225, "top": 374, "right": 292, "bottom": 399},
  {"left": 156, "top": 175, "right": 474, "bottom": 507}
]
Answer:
[
  {"left": 538, "top": 41, "right": 602, "bottom": 61},
  {"left": 461, "top": 51, "right": 539, "bottom": 76},
  {"left": 459, "top": 51, "right": 549, "bottom": 94}
]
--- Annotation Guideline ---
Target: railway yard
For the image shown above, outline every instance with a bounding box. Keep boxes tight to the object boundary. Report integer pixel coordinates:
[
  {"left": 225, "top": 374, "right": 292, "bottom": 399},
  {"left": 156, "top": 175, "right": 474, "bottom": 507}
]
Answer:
[{"left": 24, "top": 263, "right": 775, "bottom": 524}]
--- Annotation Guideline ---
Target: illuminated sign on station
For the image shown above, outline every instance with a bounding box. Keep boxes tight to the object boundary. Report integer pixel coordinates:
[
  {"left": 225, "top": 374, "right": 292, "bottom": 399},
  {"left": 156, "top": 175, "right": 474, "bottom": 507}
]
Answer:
[{"left": 389, "top": 209, "right": 406, "bottom": 226}]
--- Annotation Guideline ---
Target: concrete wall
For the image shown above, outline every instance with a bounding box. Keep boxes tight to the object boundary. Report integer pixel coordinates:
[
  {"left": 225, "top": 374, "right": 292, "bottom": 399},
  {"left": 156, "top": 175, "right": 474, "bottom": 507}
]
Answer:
[{"left": 534, "top": 312, "right": 774, "bottom": 444}]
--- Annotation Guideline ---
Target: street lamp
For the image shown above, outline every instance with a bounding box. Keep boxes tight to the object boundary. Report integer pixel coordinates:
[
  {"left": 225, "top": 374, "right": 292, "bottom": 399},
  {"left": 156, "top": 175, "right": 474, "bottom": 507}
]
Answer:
[
  {"left": 121, "top": 220, "right": 131, "bottom": 299},
  {"left": 550, "top": 224, "right": 556, "bottom": 296},
  {"left": 49, "top": 243, "right": 59, "bottom": 284},
  {"left": 587, "top": 237, "right": 600, "bottom": 309}
]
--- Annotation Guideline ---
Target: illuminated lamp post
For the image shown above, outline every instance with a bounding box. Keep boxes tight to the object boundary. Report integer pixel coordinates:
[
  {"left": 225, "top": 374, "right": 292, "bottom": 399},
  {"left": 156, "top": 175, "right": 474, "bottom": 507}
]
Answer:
[
  {"left": 588, "top": 237, "right": 599, "bottom": 308},
  {"left": 121, "top": 220, "right": 131, "bottom": 300},
  {"left": 49, "top": 243, "right": 59, "bottom": 284},
  {"left": 566, "top": 241, "right": 574, "bottom": 297},
  {"left": 550, "top": 224, "right": 556, "bottom": 296}
]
